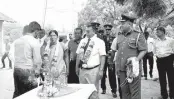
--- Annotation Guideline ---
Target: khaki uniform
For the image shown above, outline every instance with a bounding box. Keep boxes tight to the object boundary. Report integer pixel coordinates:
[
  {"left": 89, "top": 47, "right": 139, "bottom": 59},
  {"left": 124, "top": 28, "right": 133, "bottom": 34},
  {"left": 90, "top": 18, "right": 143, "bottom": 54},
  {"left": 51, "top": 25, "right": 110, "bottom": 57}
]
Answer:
[{"left": 114, "top": 30, "right": 147, "bottom": 99}]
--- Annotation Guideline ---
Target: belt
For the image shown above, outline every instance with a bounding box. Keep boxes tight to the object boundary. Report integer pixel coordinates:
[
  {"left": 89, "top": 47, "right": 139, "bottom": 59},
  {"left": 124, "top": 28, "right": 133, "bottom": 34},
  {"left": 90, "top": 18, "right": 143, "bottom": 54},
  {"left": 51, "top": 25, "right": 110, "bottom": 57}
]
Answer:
[{"left": 81, "top": 65, "right": 99, "bottom": 70}]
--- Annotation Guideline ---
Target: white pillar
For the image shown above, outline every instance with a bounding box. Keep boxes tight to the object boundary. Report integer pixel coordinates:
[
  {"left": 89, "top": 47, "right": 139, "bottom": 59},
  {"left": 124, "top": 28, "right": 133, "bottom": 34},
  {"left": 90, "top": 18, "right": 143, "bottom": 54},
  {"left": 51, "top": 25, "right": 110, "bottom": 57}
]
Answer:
[{"left": 0, "top": 20, "right": 4, "bottom": 56}]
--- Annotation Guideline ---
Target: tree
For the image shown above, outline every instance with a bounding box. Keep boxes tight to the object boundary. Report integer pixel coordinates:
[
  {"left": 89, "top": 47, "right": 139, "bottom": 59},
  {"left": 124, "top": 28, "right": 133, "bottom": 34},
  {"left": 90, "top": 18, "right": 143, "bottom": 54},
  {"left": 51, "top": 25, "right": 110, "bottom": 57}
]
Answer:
[{"left": 78, "top": 0, "right": 131, "bottom": 29}]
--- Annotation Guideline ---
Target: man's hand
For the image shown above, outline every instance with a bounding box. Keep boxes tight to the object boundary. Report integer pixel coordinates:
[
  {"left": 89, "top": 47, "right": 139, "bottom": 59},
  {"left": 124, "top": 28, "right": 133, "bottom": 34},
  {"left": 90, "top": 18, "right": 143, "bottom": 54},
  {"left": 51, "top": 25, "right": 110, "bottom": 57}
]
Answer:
[
  {"left": 66, "top": 69, "right": 69, "bottom": 76},
  {"left": 76, "top": 68, "right": 80, "bottom": 76},
  {"left": 98, "top": 70, "right": 103, "bottom": 80}
]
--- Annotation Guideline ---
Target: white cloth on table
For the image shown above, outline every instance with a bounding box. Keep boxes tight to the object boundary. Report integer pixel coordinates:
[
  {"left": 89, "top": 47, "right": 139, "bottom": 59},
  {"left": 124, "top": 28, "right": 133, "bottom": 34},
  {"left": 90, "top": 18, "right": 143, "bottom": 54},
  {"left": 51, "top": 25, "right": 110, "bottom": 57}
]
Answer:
[{"left": 14, "top": 84, "right": 97, "bottom": 99}]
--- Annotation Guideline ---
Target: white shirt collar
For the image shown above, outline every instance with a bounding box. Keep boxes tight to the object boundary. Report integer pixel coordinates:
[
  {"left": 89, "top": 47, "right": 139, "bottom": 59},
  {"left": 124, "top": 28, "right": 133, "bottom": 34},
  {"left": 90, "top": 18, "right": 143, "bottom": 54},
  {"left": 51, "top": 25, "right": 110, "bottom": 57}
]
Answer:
[{"left": 85, "top": 34, "right": 97, "bottom": 40}]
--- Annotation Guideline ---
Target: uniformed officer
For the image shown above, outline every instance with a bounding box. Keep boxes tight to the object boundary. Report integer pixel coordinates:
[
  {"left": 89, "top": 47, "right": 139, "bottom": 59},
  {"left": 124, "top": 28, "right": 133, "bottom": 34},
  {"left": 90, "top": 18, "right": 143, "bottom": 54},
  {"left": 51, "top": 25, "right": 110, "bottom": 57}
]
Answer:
[
  {"left": 101, "top": 24, "right": 117, "bottom": 98},
  {"left": 98, "top": 29, "right": 105, "bottom": 39},
  {"left": 111, "top": 14, "right": 147, "bottom": 99}
]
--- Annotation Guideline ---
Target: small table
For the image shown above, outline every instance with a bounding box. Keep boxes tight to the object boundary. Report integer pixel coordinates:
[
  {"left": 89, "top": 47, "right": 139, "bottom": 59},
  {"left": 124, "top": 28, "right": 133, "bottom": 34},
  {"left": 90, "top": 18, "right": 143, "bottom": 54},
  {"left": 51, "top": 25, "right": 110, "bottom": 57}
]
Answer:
[{"left": 15, "top": 84, "right": 97, "bottom": 99}]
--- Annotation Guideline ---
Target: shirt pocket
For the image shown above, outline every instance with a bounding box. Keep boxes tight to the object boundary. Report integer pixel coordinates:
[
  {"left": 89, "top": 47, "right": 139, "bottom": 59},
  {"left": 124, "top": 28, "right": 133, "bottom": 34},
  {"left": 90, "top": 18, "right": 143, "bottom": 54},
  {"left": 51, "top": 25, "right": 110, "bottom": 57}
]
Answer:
[
  {"left": 128, "top": 38, "right": 137, "bottom": 49},
  {"left": 91, "top": 47, "right": 98, "bottom": 56}
]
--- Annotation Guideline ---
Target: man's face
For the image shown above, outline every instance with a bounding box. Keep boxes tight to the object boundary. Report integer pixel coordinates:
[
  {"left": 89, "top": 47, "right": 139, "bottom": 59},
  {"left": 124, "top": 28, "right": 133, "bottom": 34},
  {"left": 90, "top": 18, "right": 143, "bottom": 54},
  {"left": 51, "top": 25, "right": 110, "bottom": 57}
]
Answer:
[
  {"left": 121, "top": 21, "right": 132, "bottom": 34},
  {"left": 86, "top": 27, "right": 95, "bottom": 38},
  {"left": 106, "top": 29, "right": 111, "bottom": 35},
  {"left": 74, "top": 29, "right": 82, "bottom": 40},
  {"left": 156, "top": 30, "right": 164, "bottom": 38},
  {"left": 37, "top": 31, "right": 45, "bottom": 39},
  {"left": 69, "top": 33, "right": 73, "bottom": 39},
  {"left": 34, "top": 30, "right": 41, "bottom": 38}
]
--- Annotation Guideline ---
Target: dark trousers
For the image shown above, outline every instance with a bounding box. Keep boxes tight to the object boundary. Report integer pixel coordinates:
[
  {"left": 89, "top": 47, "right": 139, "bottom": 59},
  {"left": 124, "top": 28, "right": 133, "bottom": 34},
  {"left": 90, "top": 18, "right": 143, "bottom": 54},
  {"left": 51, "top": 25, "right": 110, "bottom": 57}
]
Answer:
[
  {"left": 1, "top": 52, "right": 12, "bottom": 68},
  {"left": 120, "top": 71, "right": 141, "bottom": 99},
  {"left": 13, "top": 68, "right": 37, "bottom": 98},
  {"left": 118, "top": 77, "right": 122, "bottom": 99},
  {"left": 157, "top": 54, "right": 174, "bottom": 98},
  {"left": 68, "top": 60, "right": 79, "bottom": 83},
  {"left": 143, "top": 52, "right": 154, "bottom": 77},
  {"left": 101, "top": 60, "right": 117, "bottom": 93}
]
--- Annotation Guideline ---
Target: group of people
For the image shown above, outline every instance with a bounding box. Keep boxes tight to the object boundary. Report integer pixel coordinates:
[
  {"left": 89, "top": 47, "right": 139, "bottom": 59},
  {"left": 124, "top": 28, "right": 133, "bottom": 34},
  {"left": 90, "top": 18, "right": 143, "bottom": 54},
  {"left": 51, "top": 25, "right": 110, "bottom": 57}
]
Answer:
[{"left": 1, "top": 12, "right": 174, "bottom": 99}]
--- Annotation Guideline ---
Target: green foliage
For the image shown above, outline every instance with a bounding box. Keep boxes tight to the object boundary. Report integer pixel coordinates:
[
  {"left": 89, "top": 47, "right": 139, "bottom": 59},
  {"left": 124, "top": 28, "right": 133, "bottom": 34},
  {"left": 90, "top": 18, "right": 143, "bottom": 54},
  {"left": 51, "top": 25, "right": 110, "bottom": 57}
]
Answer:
[
  {"left": 132, "top": 0, "right": 167, "bottom": 19},
  {"left": 78, "top": 0, "right": 131, "bottom": 28}
]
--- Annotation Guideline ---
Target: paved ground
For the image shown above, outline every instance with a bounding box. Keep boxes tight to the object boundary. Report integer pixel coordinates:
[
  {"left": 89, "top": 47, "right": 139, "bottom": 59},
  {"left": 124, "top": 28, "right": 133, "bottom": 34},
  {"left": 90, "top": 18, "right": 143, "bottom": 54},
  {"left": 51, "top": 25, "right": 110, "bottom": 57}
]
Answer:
[{"left": 0, "top": 58, "right": 162, "bottom": 99}]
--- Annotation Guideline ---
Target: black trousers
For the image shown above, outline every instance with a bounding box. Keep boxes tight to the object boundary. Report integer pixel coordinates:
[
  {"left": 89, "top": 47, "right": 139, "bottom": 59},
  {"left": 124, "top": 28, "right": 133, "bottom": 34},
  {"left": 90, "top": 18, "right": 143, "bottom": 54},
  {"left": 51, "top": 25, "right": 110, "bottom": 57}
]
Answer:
[
  {"left": 68, "top": 60, "right": 79, "bottom": 83},
  {"left": 101, "top": 59, "right": 117, "bottom": 93},
  {"left": 157, "top": 54, "right": 174, "bottom": 98},
  {"left": 1, "top": 52, "right": 12, "bottom": 68},
  {"left": 13, "top": 68, "right": 37, "bottom": 98},
  {"left": 143, "top": 52, "right": 154, "bottom": 77},
  {"left": 118, "top": 77, "right": 122, "bottom": 99}
]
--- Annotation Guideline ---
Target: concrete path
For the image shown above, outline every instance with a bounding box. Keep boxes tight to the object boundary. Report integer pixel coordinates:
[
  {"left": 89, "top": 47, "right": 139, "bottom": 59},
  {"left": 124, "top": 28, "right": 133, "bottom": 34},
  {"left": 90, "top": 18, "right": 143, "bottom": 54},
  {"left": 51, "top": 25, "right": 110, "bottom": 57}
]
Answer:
[{"left": 0, "top": 59, "right": 162, "bottom": 99}]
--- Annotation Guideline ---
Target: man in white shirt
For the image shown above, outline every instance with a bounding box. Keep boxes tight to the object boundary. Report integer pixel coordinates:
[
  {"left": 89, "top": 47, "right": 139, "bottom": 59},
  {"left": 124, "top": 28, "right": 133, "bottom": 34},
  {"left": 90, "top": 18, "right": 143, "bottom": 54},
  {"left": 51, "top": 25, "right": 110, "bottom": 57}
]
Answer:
[
  {"left": 154, "top": 26, "right": 174, "bottom": 99},
  {"left": 143, "top": 31, "right": 154, "bottom": 80},
  {"left": 76, "top": 23, "right": 106, "bottom": 91},
  {"left": 13, "top": 21, "right": 42, "bottom": 98}
]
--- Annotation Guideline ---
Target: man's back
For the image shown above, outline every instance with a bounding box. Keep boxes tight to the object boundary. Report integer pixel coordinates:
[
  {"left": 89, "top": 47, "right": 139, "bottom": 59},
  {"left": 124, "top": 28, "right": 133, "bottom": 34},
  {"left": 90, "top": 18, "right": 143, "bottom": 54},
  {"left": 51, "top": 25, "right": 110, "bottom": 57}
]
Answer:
[{"left": 14, "top": 35, "right": 41, "bottom": 69}]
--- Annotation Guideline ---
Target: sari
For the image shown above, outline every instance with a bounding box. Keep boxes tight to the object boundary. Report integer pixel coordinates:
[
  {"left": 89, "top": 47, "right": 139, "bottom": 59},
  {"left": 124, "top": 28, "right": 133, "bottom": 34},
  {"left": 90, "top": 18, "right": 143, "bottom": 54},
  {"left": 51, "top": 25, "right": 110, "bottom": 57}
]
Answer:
[{"left": 41, "top": 40, "right": 67, "bottom": 81}]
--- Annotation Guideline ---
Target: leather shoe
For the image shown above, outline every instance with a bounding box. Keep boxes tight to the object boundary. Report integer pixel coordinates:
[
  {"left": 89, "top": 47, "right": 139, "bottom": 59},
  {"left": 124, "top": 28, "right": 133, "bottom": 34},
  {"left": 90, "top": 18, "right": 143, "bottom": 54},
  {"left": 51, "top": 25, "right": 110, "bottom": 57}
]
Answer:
[
  {"left": 101, "top": 90, "right": 106, "bottom": 94},
  {"left": 112, "top": 93, "right": 117, "bottom": 98}
]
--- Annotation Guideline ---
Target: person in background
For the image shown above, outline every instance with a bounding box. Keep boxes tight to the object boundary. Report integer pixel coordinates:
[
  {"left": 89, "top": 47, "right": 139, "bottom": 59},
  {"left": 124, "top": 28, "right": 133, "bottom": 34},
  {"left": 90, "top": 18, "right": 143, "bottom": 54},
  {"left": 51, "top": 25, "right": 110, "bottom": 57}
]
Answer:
[
  {"left": 69, "top": 33, "right": 73, "bottom": 40},
  {"left": 76, "top": 23, "right": 106, "bottom": 92},
  {"left": 36, "top": 29, "right": 47, "bottom": 47},
  {"left": 111, "top": 13, "right": 147, "bottom": 99},
  {"left": 97, "top": 29, "right": 105, "bottom": 40},
  {"left": 13, "top": 21, "right": 42, "bottom": 98},
  {"left": 1, "top": 36, "right": 12, "bottom": 69},
  {"left": 111, "top": 25, "right": 123, "bottom": 99},
  {"left": 68, "top": 28, "right": 83, "bottom": 83},
  {"left": 101, "top": 24, "right": 117, "bottom": 98},
  {"left": 154, "top": 27, "right": 174, "bottom": 99},
  {"left": 143, "top": 31, "right": 154, "bottom": 80}
]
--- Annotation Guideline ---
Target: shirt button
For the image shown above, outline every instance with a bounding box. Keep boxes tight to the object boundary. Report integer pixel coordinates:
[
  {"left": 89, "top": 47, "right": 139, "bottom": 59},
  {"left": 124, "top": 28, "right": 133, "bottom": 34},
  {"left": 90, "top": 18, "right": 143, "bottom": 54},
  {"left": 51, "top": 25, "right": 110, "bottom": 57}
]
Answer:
[{"left": 121, "top": 52, "right": 123, "bottom": 54}]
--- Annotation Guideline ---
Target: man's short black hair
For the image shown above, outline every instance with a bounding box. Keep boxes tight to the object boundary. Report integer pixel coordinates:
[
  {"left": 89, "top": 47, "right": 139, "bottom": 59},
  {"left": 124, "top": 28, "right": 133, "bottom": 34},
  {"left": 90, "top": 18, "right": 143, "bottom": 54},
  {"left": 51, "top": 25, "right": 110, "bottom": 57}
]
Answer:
[
  {"left": 49, "top": 30, "right": 58, "bottom": 37},
  {"left": 28, "top": 21, "right": 41, "bottom": 33},
  {"left": 157, "top": 26, "right": 165, "bottom": 34},
  {"left": 75, "top": 27, "right": 83, "bottom": 34}
]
